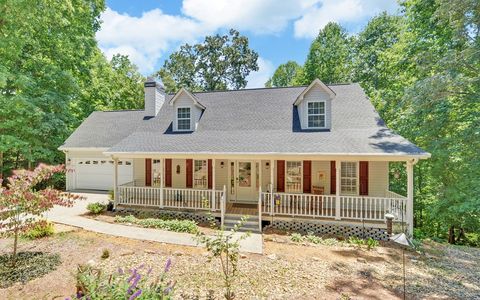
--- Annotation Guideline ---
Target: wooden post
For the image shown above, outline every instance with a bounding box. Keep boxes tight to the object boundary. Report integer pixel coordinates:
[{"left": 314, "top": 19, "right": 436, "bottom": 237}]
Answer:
[
  {"left": 212, "top": 159, "right": 216, "bottom": 211},
  {"left": 113, "top": 158, "right": 119, "bottom": 209},
  {"left": 160, "top": 158, "right": 164, "bottom": 208},
  {"left": 335, "top": 160, "right": 341, "bottom": 220},
  {"left": 406, "top": 160, "right": 414, "bottom": 236}
]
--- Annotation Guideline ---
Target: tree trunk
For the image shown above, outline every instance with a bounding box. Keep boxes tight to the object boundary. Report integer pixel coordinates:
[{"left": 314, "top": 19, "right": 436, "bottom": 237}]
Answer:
[
  {"left": 457, "top": 227, "right": 466, "bottom": 243},
  {"left": 448, "top": 225, "right": 456, "bottom": 244}
]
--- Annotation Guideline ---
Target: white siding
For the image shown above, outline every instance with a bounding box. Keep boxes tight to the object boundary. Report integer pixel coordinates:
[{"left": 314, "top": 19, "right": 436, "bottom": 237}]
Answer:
[
  {"left": 172, "top": 92, "right": 203, "bottom": 131},
  {"left": 215, "top": 159, "right": 228, "bottom": 190},
  {"left": 368, "top": 161, "right": 389, "bottom": 197},
  {"left": 298, "top": 85, "right": 332, "bottom": 130},
  {"left": 133, "top": 158, "right": 145, "bottom": 186}
]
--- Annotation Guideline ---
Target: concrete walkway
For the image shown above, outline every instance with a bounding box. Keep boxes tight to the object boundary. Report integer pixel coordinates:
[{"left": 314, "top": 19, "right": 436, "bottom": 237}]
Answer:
[{"left": 46, "top": 192, "right": 263, "bottom": 254}]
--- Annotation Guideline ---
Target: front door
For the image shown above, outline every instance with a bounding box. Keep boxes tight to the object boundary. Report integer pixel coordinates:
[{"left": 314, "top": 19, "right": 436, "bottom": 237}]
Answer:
[{"left": 233, "top": 160, "right": 256, "bottom": 202}]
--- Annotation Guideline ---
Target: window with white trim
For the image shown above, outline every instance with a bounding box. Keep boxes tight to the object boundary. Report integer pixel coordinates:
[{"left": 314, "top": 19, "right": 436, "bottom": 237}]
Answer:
[
  {"left": 307, "top": 101, "right": 326, "bottom": 128},
  {"left": 286, "top": 161, "right": 302, "bottom": 193},
  {"left": 194, "top": 159, "right": 207, "bottom": 189},
  {"left": 177, "top": 107, "right": 191, "bottom": 131},
  {"left": 341, "top": 162, "right": 358, "bottom": 195}
]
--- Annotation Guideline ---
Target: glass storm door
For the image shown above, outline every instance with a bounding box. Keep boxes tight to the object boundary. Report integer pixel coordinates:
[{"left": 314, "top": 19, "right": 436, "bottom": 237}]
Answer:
[{"left": 235, "top": 161, "right": 256, "bottom": 202}]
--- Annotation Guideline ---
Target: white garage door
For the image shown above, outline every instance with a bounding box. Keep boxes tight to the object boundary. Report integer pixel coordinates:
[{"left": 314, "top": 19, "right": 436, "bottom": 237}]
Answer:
[{"left": 74, "top": 158, "right": 133, "bottom": 190}]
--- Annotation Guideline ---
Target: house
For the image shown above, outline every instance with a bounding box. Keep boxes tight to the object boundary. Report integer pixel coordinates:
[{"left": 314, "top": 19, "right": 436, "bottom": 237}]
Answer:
[{"left": 59, "top": 78, "right": 430, "bottom": 237}]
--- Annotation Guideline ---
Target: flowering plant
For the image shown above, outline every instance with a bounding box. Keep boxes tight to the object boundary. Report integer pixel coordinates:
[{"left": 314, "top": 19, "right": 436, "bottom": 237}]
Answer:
[
  {"left": 0, "top": 164, "right": 82, "bottom": 265},
  {"left": 72, "top": 259, "right": 175, "bottom": 300}
]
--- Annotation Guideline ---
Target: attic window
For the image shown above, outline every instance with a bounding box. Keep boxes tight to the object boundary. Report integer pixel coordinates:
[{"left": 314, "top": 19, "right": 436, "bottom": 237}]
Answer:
[
  {"left": 307, "top": 101, "right": 326, "bottom": 128},
  {"left": 177, "top": 107, "right": 191, "bottom": 131}
]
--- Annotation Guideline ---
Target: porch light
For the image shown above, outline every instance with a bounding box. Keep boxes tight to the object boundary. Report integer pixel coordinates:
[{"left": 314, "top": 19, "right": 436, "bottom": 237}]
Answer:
[
  {"left": 176, "top": 165, "right": 181, "bottom": 174},
  {"left": 265, "top": 162, "right": 270, "bottom": 169},
  {"left": 220, "top": 161, "right": 224, "bottom": 168}
]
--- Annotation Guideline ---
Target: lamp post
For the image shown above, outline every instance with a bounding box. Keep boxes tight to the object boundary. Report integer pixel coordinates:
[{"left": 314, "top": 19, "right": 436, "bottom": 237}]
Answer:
[{"left": 390, "top": 232, "right": 413, "bottom": 300}]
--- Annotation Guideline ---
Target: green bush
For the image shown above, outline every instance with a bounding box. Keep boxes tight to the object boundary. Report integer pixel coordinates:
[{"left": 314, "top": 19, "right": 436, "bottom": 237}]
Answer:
[
  {"left": 115, "top": 215, "right": 198, "bottom": 233},
  {"left": 101, "top": 249, "right": 110, "bottom": 259},
  {"left": 347, "top": 236, "right": 379, "bottom": 250},
  {"left": 22, "top": 221, "right": 54, "bottom": 240},
  {"left": 305, "top": 232, "right": 322, "bottom": 244},
  {"left": 290, "top": 233, "right": 303, "bottom": 243},
  {"left": 86, "top": 202, "right": 107, "bottom": 214}
]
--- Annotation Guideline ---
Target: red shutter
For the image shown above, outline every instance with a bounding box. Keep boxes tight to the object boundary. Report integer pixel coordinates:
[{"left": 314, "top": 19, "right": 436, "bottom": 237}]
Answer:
[
  {"left": 165, "top": 159, "right": 172, "bottom": 187},
  {"left": 145, "top": 158, "right": 152, "bottom": 186},
  {"left": 359, "top": 161, "right": 369, "bottom": 195},
  {"left": 277, "top": 160, "right": 285, "bottom": 192},
  {"left": 330, "top": 161, "right": 336, "bottom": 194},
  {"left": 186, "top": 159, "right": 193, "bottom": 188},
  {"left": 303, "top": 160, "right": 312, "bottom": 193},
  {"left": 208, "top": 159, "right": 213, "bottom": 189}
]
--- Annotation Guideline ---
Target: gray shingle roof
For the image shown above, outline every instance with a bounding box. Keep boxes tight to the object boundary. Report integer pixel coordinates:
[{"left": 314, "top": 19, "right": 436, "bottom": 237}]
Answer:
[
  {"left": 96, "top": 84, "right": 429, "bottom": 157},
  {"left": 60, "top": 110, "right": 145, "bottom": 149}
]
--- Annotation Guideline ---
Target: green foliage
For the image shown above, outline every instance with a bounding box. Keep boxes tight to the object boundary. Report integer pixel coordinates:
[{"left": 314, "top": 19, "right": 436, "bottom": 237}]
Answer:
[
  {"left": 115, "top": 215, "right": 198, "bottom": 234},
  {"left": 347, "top": 236, "right": 379, "bottom": 250},
  {"left": 74, "top": 260, "right": 175, "bottom": 299},
  {"left": 0, "top": 251, "right": 61, "bottom": 288},
  {"left": 303, "top": 22, "right": 353, "bottom": 84},
  {"left": 290, "top": 233, "right": 303, "bottom": 243},
  {"left": 289, "top": 232, "right": 341, "bottom": 246},
  {"left": 86, "top": 202, "right": 107, "bottom": 214},
  {"left": 157, "top": 29, "right": 259, "bottom": 92},
  {"left": 195, "top": 215, "right": 250, "bottom": 300},
  {"left": 265, "top": 61, "right": 303, "bottom": 87},
  {"left": 21, "top": 221, "right": 55, "bottom": 240}
]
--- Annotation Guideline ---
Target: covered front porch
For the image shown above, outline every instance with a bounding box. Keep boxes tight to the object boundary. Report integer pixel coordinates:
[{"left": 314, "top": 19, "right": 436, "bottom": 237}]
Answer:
[{"left": 112, "top": 155, "right": 415, "bottom": 233}]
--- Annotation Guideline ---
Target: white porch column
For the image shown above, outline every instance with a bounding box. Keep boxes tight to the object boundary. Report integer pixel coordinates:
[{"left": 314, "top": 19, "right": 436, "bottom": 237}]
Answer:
[
  {"left": 335, "top": 160, "right": 341, "bottom": 220},
  {"left": 212, "top": 159, "right": 216, "bottom": 211},
  {"left": 160, "top": 158, "right": 164, "bottom": 208},
  {"left": 270, "top": 159, "right": 274, "bottom": 216},
  {"left": 406, "top": 160, "right": 414, "bottom": 236},
  {"left": 258, "top": 160, "right": 262, "bottom": 193},
  {"left": 113, "top": 158, "right": 119, "bottom": 209}
]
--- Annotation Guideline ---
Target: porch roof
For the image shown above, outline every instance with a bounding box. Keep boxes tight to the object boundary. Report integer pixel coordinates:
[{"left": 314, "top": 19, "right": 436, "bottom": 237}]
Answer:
[{"left": 105, "top": 84, "right": 429, "bottom": 158}]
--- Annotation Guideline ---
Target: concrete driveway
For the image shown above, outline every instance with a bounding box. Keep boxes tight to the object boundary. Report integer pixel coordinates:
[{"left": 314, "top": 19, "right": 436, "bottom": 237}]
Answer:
[{"left": 46, "top": 192, "right": 263, "bottom": 254}]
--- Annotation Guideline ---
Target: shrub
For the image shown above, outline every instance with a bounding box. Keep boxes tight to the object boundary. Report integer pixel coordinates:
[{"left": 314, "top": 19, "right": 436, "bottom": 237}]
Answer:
[
  {"left": 87, "top": 202, "right": 107, "bottom": 214},
  {"left": 290, "top": 233, "right": 303, "bottom": 243},
  {"left": 72, "top": 259, "right": 175, "bottom": 299},
  {"left": 21, "top": 221, "right": 55, "bottom": 240},
  {"left": 115, "top": 215, "right": 198, "bottom": 234},
  {"left": 348, "top": 236, "right": 379, "bottom": 250},
  {"left": 101, "top": 249, "right": 110, "bottom": 259},
  {"left": 305, "top": 232, "right": 322, "bottom": 244}
]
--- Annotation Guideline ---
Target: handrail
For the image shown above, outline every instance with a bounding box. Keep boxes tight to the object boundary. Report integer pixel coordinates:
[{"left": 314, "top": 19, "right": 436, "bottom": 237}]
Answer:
[{"left": 221, "top": 185, "right": 226, "bottom": 227}]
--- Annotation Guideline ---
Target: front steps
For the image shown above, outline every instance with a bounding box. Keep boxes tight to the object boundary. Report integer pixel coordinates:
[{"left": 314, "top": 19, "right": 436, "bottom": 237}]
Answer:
[{"left": 223, "top": 214, "right": 261, "bottom": 233}]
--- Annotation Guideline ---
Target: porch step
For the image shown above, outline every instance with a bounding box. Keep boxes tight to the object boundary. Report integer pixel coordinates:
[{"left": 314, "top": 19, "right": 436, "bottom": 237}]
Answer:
[{"left": 223, "top": 214, "right": 261, "bottom": 233}]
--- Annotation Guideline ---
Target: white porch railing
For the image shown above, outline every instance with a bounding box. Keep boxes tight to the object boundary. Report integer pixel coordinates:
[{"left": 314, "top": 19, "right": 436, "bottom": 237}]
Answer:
[
  {"left": 118, "top": 185, "right": 224, "bottom": 212},
  {"left": 261, "top": 191, "right": 407, "bottom": 222}
]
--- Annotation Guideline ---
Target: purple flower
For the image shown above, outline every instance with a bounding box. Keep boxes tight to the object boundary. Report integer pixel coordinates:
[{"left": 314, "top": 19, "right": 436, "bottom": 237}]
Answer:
[
  {"left": 164, "top": 258, "right": 172, "bottom": 273},
  {"left": 128, "top": 289, "right": 142, "bottom": 300},
  {"left": 127, "top": 274, "right": 141, "bottom": 294}
]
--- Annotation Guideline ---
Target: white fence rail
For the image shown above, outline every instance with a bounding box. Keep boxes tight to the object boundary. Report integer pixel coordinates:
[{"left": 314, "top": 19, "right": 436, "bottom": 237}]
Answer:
[
  {"left": 261, "top": 191, "right": 406, "bottom": 221},
  {"left": 118, "top": 186, "right": 223, "bottom": 212}
]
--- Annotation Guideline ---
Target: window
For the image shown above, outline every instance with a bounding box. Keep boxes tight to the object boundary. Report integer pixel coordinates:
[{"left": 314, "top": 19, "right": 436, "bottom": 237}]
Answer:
[
  {"left": 307, "top": 101, "right": 326, "bottom": 128},
  {"left": 152, "top": 159, "right": 162, "bottom": 187},
  {"left": 194, "top": 160, "right": 207, "bottom": 189},
  {"left": 177, "top": 107, "right": 191, "bottom": 131},
  {"left": 286, "top": 161, "right": 302, "bottom": 193},
  {"left": 341, "top": 162, "right": 358, "bottom": 195}
]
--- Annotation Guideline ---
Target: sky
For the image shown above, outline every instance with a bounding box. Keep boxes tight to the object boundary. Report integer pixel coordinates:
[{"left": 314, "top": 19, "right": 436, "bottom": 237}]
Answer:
[{"left": 98, "top": 0, "right": 400, "bottom": 88}]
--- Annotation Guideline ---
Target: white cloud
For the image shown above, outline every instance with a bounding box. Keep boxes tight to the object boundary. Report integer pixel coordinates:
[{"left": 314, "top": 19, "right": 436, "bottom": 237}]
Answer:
[
  {"left": 182, "top": 0, "right": 317, "bottom": 34},
  {"left": 97, "top": 8, "right": 210, "bottom": 73},
  {"left": 246, "top": 57, "right": 274, "bottom": 88},
  {"left": 294, "top": 0, "right": 398, "bottom": 38}
]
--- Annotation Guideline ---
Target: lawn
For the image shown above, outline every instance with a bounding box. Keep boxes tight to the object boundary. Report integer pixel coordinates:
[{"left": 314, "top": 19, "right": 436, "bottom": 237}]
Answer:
[{"left": 0, "top": 224, "right": 478, "bottom": 299}]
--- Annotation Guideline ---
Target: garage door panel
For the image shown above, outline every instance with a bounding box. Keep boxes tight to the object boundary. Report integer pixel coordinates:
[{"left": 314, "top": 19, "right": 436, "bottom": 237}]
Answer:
[{"left": 74, "top": 158, "right": 133, "bottom": 190}]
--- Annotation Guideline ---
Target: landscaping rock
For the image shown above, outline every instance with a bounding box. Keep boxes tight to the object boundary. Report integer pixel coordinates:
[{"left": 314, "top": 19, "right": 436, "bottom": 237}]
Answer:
[{"left": 267, "top": 254, "right": 277, "bottom": 260}]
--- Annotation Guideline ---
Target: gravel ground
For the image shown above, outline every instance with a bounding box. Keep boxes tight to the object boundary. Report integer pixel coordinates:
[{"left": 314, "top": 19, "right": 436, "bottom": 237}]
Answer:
[{"left": 0, "top": 225, "right": 479, "bottom": 299}]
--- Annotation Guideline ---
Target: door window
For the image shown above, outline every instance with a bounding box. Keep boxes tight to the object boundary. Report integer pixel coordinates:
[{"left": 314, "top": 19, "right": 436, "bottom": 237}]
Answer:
[{"left": 238, "top": 162, "right": 252, "bottom": 187}]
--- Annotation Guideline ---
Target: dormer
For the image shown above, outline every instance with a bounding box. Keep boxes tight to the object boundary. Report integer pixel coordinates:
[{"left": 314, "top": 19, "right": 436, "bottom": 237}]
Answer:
[
  {"left": 294, "top": 79, "right": 335, "bottom": 130},
  {"left": 169, "top": 88, "right": 205, "bottom": 132}
]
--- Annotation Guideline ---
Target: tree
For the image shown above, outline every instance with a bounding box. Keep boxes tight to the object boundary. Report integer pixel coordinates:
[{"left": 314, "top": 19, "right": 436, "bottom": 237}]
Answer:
[
  {"left": 0, "top": 164, "right": 81, "bottom": 264},
  {"left": 302, "top": 22, "right": 353, "bottom": 84},
  {"left": 157, "top": 29, "right": 259, "bottom": 92},
  {"left": 265, "top": 61, "right": 303, "bottom": 87},
  {"left": 0, "top": 0, "right": 105, "bottom": 176}
]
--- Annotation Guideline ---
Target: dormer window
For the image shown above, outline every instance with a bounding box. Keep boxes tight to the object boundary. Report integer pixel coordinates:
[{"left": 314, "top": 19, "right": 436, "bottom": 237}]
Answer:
[
  {"left": 177, "top": 107, "right": 191, "bottom": 131},
  {"left": 307, "top": 101, "right": 326, "bottom": 128}
]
